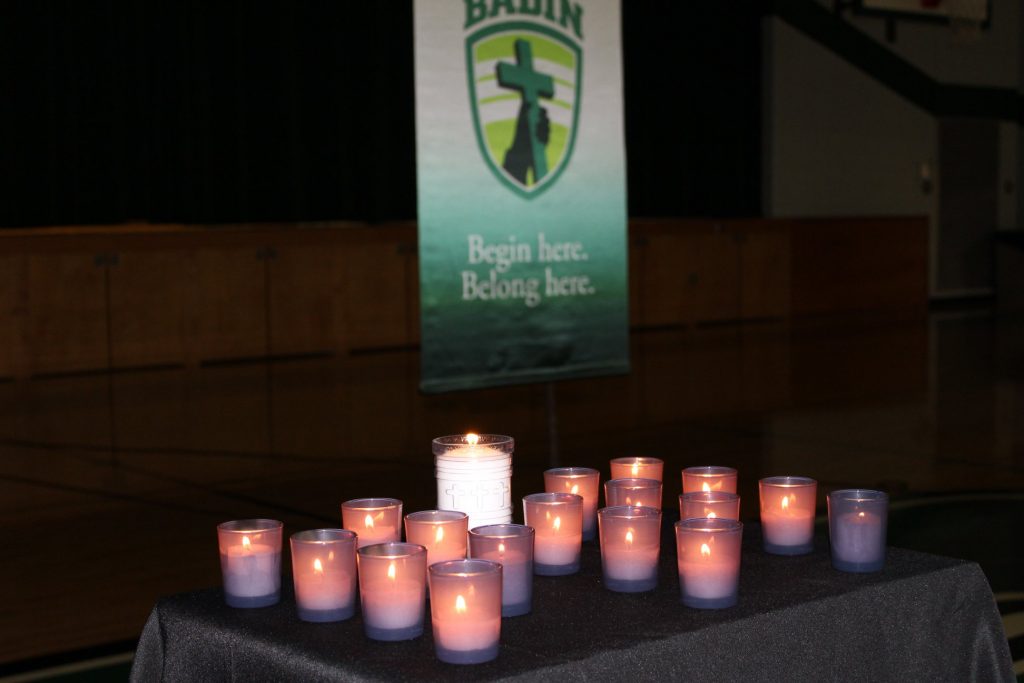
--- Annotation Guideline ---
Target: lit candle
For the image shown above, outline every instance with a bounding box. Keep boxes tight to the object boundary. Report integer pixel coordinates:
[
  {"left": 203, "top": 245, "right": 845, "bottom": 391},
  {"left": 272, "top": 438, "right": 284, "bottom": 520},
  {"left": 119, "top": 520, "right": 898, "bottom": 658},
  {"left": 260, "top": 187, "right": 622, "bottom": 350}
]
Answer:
[
  {"left": 759, "top": 477, "right": 817, "bottom": 555},
  {"left": 357, "top": 542, "right": 428, "bottom": 641},
  {"left": 468, "top": 524, "right": 534, "bottom": 617},
  {"left": 341, "top": 498, "right": 402, "bottom": 548},
  {"left": 681, "top": 466, "right": 738, "bottom": 494},
  {"left": 610, "top": 456, "right": 664, "bottom": 482},
  {"left": 604, "top": 477, "right": 663, "bottom": 509},
  {"left": 404, "top": 510, "right": 469, "bottom": 567},
  {"left": 598, "top": 506, "right": 661, "bottom": 592},
  {"left": 428, "top": 560, "right": 502, "bottom": 664},
  {"left": 522, "top": 493, "right": 583, "bottom": 576},
  {"left": 290, "top": 529, "right": 357, "bottom": 622},
  {"left": 217, "top": 519, "right": 283, "bottom": 608},
  {"left": 433, "top": 434, "right": 514, "bottom": 529},
  {"left": 827, "top": 489, "right": 888, "bottom": 572},
  {"left": 679, "top": 491, "right": 741, "bottom": 521},
  {"left": 544, "top": 467, "right": 600, "bottom": 541},
  {"left": 675, "top": 518, "right": 743, "bottom": 609}
]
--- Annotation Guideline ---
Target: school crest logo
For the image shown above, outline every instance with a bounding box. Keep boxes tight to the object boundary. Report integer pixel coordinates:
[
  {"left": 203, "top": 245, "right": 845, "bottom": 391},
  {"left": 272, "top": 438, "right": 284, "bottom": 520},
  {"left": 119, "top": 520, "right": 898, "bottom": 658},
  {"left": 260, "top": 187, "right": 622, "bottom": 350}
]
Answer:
[{"left": 465, "top": 18, "right": 582, "bottom": 199}]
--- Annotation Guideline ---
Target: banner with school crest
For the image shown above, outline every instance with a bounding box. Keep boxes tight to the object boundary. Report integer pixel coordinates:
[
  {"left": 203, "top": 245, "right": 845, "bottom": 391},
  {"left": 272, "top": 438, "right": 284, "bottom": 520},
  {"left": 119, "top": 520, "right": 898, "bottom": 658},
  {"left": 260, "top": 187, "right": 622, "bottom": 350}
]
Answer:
[{"left": 414, "top": 0, "right": 629, "bottom": 392}]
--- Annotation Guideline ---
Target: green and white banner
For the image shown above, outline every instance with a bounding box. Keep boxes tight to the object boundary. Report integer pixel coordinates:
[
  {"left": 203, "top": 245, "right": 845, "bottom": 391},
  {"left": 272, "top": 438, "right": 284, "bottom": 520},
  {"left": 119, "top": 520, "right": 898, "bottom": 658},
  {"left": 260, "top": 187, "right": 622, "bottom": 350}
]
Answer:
[{"left": 415, "top": 0, "right": 629, "bottom": 392}]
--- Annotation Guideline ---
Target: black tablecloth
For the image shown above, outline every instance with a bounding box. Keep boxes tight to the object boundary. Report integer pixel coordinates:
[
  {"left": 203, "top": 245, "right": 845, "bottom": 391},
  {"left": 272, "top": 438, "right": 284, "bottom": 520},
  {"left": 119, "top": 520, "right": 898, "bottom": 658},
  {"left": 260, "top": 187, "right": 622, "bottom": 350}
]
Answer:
[{"left": 130, "top": 523, "right": 1013, "bottom": 682}]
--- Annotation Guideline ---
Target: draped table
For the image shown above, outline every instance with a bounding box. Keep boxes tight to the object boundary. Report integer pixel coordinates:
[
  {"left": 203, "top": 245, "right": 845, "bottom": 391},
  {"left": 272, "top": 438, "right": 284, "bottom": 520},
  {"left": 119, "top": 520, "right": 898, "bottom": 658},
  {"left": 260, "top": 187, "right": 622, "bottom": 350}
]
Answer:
[{"left": 130, "top": 523, "right": 1013, "bottom": 682}]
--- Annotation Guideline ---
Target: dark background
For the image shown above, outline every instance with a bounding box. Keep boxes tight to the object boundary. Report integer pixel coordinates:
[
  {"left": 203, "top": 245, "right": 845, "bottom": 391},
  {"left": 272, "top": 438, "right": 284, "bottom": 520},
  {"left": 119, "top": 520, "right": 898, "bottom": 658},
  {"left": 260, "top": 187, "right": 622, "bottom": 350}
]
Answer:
[{"left": 0, "top": 1, "right": 762, "bottom": 227}]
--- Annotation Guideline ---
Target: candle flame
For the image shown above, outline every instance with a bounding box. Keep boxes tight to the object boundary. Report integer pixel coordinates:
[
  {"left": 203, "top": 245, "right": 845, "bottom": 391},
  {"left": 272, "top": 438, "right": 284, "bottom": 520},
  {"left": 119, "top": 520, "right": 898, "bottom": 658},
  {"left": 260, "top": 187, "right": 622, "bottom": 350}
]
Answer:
[
  {"left": 858, "top": 511, "right": 865, "bottom": 518},
  {"left": 364, "top": 514, "right": 375, "bottom": 529},
  {"left": 466, "top": 433, "right": 480, "bottom": 446},
  {"left": 701, "top": 543, "right": 711, "bottom": 559},
  {"left": 781, "top": 495, "right": 790, "bottom": 510},
  {"left": 242, "top": 535, "right": 251, "bottom": 550},
  {"left": 313, "top": 558, "right": 323, "bottom": 574},
  {"left": 625, "top": 495, "right": 633, "bottom": 506},
  {"left": 625, "top": 529, "right": 634, "bottom": 545},
  {"left": 702, "top": 482, "right": 711, "bottom": 493},
  {"left": 387, "top": 562, "right": 396, "bottom": 581},
  {"left": 328, "top": 551, "right": 335, "bottom": 561},
  {"left": 570, "top": 484, "right": 579, "bottom": 495},
  {"left": 631, "top": 462, "right": 639, "bottom": 476},
  {"left": 707, "top": 511, "right": 717, "bottom": 519},
  {"left": 498, "top": 541, "right": 506, "bottom": 554},
  {"left": 435, "top": 526, "right": 445, "bottom": 543},
  {"left": 553, "top": 516, "right": 561, "bottom": 532},
  {"left": 455, "top": 594, "right": 467, "bottom": 613}
]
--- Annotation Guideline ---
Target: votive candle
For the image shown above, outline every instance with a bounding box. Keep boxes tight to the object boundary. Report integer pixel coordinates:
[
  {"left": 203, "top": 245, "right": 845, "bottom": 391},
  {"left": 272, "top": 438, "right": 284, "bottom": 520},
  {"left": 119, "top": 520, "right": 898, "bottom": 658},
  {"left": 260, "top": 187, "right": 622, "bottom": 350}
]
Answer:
[
  {"left": 290, "top": 529, "right": 357, "bottom": 622},
  {"left": 217, "top": 519, "right": 283, "bottom": 608},
  {"left": 610, "top": 456, "right": 664, "bottom": 482},
  {"left": 342, "top": 497, "right": 402, "bottom": 548},
  {"left": 827, "top": 489, "right": 888, "bottom": 573},
  {"left": 675, "top": 517, "right": 743, "bottom": 609},
  {"left": 680, "top": 491, "right": 741, "bottom": 521},
  {"left": 604, "top": 477, "right": 662, "bottom": 509},
  {"left": 544, "top": 467, "right": 600, "bottom": 541},
  {"left": 522, "top": 493, "right": 583, "bottom": 576},
  {"left": 598, "top": 506, "right": 661, "bottom": 592},
  {"left": 469, "top": 524, "right": 534, "bottom": 617},
  {"left": 357, "top": 542, "right": 428, "bottom": 641},
  {"left": 759, "top": 477, "right": 817, "bottom": 555},
  {"left": 682, "top": 466, "right": 738, "bottom": 494},
  {"left": 428, "top": 559, "right": 502, "bottom": 664},
  {"left": 404, "top": 510, "right": 469, "bottom": 567}
]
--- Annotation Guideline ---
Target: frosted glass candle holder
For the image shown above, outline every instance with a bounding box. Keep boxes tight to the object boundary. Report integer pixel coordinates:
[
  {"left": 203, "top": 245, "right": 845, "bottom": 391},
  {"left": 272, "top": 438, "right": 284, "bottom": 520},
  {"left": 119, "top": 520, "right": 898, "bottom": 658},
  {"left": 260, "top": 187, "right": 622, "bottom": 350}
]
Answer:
[
  {"left": 428, "top": 559, "right": 503, "bottom": 665},
  {"left": 682, "top": 466, "right": 738, "bottom": 494},
  {"left": 759, "top": 477, "right": 817, "bottom": 555},
  {"left": 544, "top": 467, "right": 600, "bottom": 541},
  {"left": 290, "top": 529, "right": 357, "bottom": 622},
  {"left": 598, "top": 506, "right": 662, "bottom": 593},
  {"left": 675, "top": 518, "right": 743, "bottom": 609},
  {"left": 433, "top": 434, "right": 514, "bottom": 529},
  {"left": 827, "top": 489, "right": 888, "bottom": 573},
  {"left": 404, "top": 510, "right": 469, "bottom": 568},
  {"left": 604, "top": 477, "right": 662, "bottom": 509},
  {"left": 469, "top": 524, "right": 534, "bottom": 617},
  {"left": 610, "top": 456, "right": 664, "bottom": 482},
  {"left": 357, "top": 542, "right": 428, "bottom": 641},
  {"left": 522, "top": 493, "right": 583, "bottom": 576},
  {"left": 217, "top": 519, "right": 283, "bottom": 608},
  {"left": 680, "top": 491, "right": 741, "bottom": 521},
  {"left": 342, "top": 498, "right": 403, "bottom": 548}
]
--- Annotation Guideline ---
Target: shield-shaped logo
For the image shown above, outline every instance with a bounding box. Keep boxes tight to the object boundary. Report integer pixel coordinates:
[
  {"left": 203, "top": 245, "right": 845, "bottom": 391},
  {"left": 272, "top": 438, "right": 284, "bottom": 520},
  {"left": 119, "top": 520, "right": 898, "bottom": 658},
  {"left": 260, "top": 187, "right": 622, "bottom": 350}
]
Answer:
[{"left": 466, "top": 21, "right": 582, "bottom": 199}]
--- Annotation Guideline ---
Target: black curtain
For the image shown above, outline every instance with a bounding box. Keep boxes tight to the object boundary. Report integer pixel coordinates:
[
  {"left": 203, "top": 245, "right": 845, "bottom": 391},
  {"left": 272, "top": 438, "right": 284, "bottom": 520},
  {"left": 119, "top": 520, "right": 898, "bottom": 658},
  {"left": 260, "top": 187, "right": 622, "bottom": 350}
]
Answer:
[{"left": 0, "top": 1, "right": 761, "bottom": 228}]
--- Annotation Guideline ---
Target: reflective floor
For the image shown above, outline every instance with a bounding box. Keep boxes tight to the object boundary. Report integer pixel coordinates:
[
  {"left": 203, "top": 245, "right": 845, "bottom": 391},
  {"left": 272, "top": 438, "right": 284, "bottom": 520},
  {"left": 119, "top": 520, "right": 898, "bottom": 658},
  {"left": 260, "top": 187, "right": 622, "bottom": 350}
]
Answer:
[{"left": 1, "top": 308, "right": 1022, "bottom": 668}]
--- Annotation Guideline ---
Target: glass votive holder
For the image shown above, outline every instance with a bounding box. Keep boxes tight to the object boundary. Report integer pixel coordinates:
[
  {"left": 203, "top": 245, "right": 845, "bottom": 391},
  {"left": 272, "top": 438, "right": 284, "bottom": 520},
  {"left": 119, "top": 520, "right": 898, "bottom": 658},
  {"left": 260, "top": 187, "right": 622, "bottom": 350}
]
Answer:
[
  {"left": 290, "top": 529, "right": 357, "bottom": 622},
  {"left": 682, "top": 466, "right": 738, "bottom": 494},
  {"left": 342, "top": 498, "right": 403, "bottom": 548},
  {"left": 827, "top": 489, "right": 888, "bottom": 573},
  {"left": 468, "top": 524, "right": 535, "bottom": 617},
  {"left": 433, "top": 433, "right": 514, "bottom": 529},
  {"left": 544, "top": 467, "right": 600, "bottom": 541},
  {"left": 610, "top": 456, "right": 664, "bottom": 482},
  {"left": 522, "top": 493, "right": 583, "bottom": 576},
  {"left": 217, "top": 519, "right": 283, "bottom": 608},
  {"left": 604, "top": 477, "right": 663, "bottom": 509},
  {"left": 356, "top": 542, "right": 428, "bottom": 641},
  {"left": 675, "top": 518, "right": 743, "bottom": 609},
  {"left": 404, "top": 510, "right": 469, "bottom": 568},
  {"left": 679, "top": 491, "right": 741, "bottom": 521},
  {"left": 428, "top": 559, "right": 503, "bottom": 664},
  {"left": 597, "top": 506, "right": 662, "bottom": 593},
  {"left": 759, "top": 477, "right": 817, "bottom": 555}
]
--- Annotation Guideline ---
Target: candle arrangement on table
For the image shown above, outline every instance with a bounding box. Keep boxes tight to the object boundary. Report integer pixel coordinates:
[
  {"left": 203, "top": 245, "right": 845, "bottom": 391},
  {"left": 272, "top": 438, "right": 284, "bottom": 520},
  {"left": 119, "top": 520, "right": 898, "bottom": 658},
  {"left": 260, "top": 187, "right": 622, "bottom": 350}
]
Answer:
[
  {"left": 290, "top": 529, "right": 357, "bottom": 622},
  {"left": 759, "top": 477, "right": 817, "bottom": 555},
  {"left": 523, "top": 492, "right": 583, "bottom": 575},
  {"left": 604, "top": 477, "right": 662, "bottom": 509},
  {"left": 217, "top": 519, "right": 283, "bottom": 608},
  {"left": 609, "top": 456, "right": 664, "bottom": 482},
  {"left": 341, "top": 498, "right": 403, "bottom": 548},
  {"left": 544, "top": 467, "right": 600, "bottom": 541},
  {"left": 827, "top": 489, "right": 888, "bottom": 573},
  {"left": 356, "top": 542, "right": 428, "bottom": 641},
  {"left": 679, "top": 491, "right": 741, "bottom": 521},
  {"left": 404, "top": 510, "right": 469, "bottom": 568},
  {"left": 675, "top": 517, "right": 743, "bottom": 609},
  {"left": 468, "top": 524, "right": 535, "bottom": 617},
  {"left": 597, "top": 506, "right": 662, "bottom": 592},
  {"left": 681, "top": 466, "right": 738, "bottom": 494},
  {"left": 428, "top": 559, "right": 503, "bottom": 664},
  {"left": 433, "top": 433, "right": 514, "bottom": 529}
]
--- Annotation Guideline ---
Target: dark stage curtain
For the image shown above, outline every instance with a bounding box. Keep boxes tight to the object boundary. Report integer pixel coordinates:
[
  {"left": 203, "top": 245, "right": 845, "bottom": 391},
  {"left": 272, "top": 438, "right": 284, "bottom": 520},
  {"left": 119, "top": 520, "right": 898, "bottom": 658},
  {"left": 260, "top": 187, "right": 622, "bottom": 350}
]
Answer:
[{"left": 0, "top": 1, "right": 761, "bottom": 228}]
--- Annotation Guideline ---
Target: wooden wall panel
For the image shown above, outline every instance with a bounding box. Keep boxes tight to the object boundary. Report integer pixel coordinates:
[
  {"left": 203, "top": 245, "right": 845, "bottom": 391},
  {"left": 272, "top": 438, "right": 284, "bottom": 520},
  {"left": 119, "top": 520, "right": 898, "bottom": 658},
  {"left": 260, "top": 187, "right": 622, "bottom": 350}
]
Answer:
[
  {"left": 341, "top": 239, "right": 413, "bottom": 350},
  {"left": 738, "top": 224, "right": 791, "bottom": 319},
  {"left": 635, "top": 232, "right": 691, "bottom": 327},
  {"left": 269, "top": 245, "right": 341, "bottom": 357},
  {"left": 687, "top": 229, "right": 739, "bottom": 323},
  {"left": 26, "top": 253, "right": 107, "bottom": 375},
  {"left": 108, "top": 251, "right": 188, "bottom": 369},
  {"left": 0, "top": 255, "right": 27, "bottom": 378}
]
